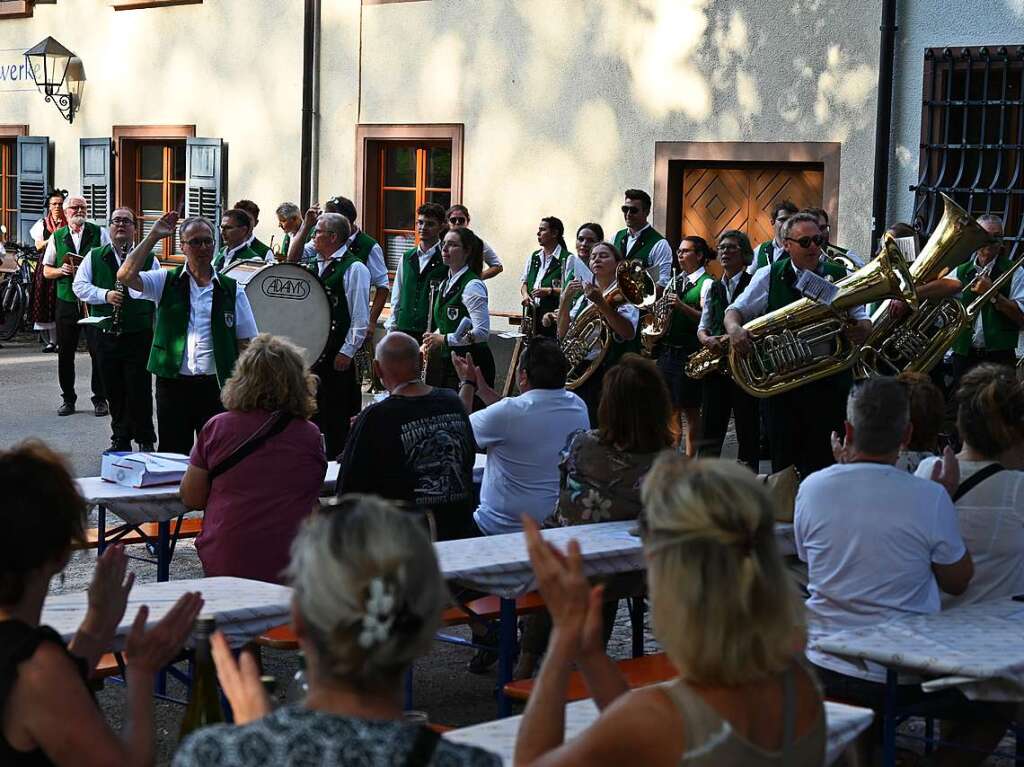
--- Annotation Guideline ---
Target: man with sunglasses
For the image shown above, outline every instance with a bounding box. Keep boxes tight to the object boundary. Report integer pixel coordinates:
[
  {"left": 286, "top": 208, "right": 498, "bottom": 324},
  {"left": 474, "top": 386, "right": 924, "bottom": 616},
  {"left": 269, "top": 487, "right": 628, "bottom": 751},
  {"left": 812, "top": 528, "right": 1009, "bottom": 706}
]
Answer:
[
  {"left": 747, "top": 200, "right": 798, "bottom": 275},
  {"left": 446, "top": 204, "right": 503, "bottom": 280},
  {"left": 72, "top": 208, "right": 161, "bottom": 451},
  {"left": 213, "top": 208, "right": 271, "bottom": 271},
  {"left": 725, "top": 212, "right": 871, "bottom": 478},
  {"left": 612, "top": 189, "right": 672, "bottom": 287},
  {"left": 41, "top": 194, "right": 111, "bottom": 417},
  {"left": 806, "top": 207, "right": 864, "bottom": 269},
  {"left": 117, "top": 211, "right": 258, "bottom": 455}
]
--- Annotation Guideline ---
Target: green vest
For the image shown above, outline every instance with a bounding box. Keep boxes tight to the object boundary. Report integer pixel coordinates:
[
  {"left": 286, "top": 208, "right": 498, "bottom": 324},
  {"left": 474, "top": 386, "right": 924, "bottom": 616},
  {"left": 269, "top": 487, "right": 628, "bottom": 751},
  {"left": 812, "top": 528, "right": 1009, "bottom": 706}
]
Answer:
[
  {"left": 703, "top": 271, "right": 751, "bottom": 336},
  {"left": 279, "top": 232, "right": 292, "bottom": 259},
  {"left": 952, "top": 254, "right": 1019, "bottom": 355},
  {"left": 664, "top": 271, "right": 713, "bottom": 349},
  {"left": 766, "top": 256, "right": 848, "bottom": 313},
  {"left": 346, "top": 230, "right": 380, "bottom": 266},
  {"left": 87, "top": 245, "right": 156, "bottom": 334},
  {"left": 525, "top": 246, "right": 566, "bottom": 316},
  {"left": 53, "top": 222, "right": 102, "bottom": 303},
  {"left": 148, "top": 266, "right": 239, "bottom": 385},
  {"left": 434, "top": 268, "right": 480, "bottom": 336},
  {"left": 613, "top": 226, "right": 665, "bottom": 267},
  {"left": 308, "top": 254, "right": 360, "bottom": 361},
  {"left": 394, "top": 243, "right": 447, "bottom": 335},
  {"left": 214, "top": 242, "right": 264, "bottom": 272},
  {"left": 251, "top": 237, "right": 271, "bottom": 259},
  {"left": 753, "top": 241, "right": 778, "bottom": 271}
]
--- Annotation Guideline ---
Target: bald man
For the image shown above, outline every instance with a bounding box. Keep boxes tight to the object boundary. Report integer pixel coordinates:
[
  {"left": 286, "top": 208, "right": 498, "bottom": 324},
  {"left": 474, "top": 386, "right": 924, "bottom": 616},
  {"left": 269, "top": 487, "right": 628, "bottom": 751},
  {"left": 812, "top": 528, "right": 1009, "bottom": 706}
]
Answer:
[{"left": 337, "top": 332, "right": 475, "bottom": 540}]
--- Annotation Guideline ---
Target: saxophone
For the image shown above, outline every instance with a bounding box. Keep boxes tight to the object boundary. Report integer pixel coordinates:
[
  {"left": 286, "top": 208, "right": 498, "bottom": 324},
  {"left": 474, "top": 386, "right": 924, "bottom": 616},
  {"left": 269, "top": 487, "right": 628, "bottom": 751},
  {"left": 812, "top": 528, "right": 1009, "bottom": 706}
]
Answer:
[
  {"left": 639, "top": 268, "right": 687, "bottom": 356},
  {"left": 110, "top": 241, "right": 131, "bottom": 336}
]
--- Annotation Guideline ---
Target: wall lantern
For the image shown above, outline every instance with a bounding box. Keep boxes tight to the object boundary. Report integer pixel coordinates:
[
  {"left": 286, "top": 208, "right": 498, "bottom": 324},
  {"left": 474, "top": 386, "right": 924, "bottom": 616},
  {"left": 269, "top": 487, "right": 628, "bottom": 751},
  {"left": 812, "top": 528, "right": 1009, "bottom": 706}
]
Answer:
[{"left": 24, "top": 37, "right": 85, "bottom": 124}]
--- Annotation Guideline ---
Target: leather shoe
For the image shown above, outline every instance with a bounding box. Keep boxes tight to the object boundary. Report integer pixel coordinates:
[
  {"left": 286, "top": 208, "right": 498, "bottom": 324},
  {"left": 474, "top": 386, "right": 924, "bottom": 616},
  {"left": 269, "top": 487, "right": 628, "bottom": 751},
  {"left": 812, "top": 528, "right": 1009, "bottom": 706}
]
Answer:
[
  {"left": 108, "top": 440, "right": 132, "bottom": 453},
  {"left": 94, "top": 401, "right": 109, "bottom": 417},
  {"left": 42, "top": 343, "right": 57, "bottom": 353},
  {"left": 57, "top": 402, "right": 75, "bottom": 416}
]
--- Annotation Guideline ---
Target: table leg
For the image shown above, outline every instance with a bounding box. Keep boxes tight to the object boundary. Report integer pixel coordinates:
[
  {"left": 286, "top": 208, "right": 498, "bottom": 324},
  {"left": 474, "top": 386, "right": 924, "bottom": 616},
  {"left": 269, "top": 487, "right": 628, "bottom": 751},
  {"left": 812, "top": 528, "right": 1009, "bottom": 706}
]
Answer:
[
  {"left": 629, "top": 596, "right": 644, "bottom": 658},
  {"left": 497, "top": 597, "right": 516, "bottom": 718},
  {"left": 97, "top": 505, "right": 107, "bottom": 555},
  {"left": 157, "top": 521, "right": 170, "bottom": 582},
  {"left": 882, "top": 669, "right": 897, "bottom": 767}
]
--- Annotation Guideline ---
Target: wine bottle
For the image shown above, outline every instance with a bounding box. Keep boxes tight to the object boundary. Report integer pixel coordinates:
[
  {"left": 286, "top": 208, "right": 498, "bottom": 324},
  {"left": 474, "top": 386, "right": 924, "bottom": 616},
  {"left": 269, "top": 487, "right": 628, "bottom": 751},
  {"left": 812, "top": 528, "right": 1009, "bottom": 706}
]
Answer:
[{"left": 179, "top": 616, "right": 224, "bottom": 737}]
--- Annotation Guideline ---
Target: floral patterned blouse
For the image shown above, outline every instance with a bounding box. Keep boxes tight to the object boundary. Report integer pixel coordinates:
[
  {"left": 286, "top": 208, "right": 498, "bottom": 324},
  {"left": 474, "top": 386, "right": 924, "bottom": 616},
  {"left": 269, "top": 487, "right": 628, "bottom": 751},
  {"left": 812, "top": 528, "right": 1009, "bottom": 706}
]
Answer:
[{"left": 550, "top": 429, "right": 660, "bottom": 527}]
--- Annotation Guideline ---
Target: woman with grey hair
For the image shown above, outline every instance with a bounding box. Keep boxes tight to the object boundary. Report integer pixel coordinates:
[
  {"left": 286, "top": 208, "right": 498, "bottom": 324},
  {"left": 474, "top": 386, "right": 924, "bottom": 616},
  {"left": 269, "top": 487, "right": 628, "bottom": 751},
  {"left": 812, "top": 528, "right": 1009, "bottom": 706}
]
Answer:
[{"left": 173, "top": 497, "right": 501, "bottom": 767}]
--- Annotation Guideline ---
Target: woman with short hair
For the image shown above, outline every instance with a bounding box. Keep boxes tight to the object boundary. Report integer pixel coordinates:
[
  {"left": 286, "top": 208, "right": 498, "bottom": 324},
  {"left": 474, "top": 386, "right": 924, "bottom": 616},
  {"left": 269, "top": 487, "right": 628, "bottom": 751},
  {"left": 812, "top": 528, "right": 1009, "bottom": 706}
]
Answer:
[
  {"left": 515, "top": 456, "right": 825, "bottom": 766},
  {"left": 916, "top": 363, "right": 1024, "bottom": 607},
  {"left": 180, "top": 334, "right": 327, "bottom": 583},
  {"left": 174, "top": 497, "right": 501, "bottom": 767}
]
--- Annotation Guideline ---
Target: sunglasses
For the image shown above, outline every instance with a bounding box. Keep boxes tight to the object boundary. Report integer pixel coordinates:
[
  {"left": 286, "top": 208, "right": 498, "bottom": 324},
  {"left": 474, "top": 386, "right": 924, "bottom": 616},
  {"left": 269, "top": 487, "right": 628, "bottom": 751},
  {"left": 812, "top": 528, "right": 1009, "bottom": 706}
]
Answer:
[
  {"left": 784, "top": 234, "right": 826, "bottom": 248},
  {"left": 448, "top": 216, "right": 467, "bottom": 225},
  {"left": 621, "top": 205, "right": 640, "bottom": 215},
  {"left": 185, "top": 237, "right": 215, "bottom": 248}
]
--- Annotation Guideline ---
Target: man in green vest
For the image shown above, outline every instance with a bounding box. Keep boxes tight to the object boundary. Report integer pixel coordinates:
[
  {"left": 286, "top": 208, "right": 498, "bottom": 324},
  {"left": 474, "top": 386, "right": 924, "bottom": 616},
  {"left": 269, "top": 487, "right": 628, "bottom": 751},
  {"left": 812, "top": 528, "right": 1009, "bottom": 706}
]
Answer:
[
  {"left": 612, "top": 188, "right": 672, "bottom": 288},
  {"left": 386, "top": 202, "right": 449, "bottom": 343},
  {"left": 72, "top": 207, "right": 160, "bottom": 452},
  {"left": 725, "top": 212, "right": 872, "bottom": 477},
  {"left": 213, "top": 208, "right": 271, "bottom": 271},
  {"left": 233, "top": 199, "right": 275, "bottom": 262},
  {"left": 117, "top": 211, "right": 258, "bottom": 455},
  {"left": 919, "top": 214, "right": 1024, "bottom": 384},
  {"left": 747, "top": 200, "right": 798, "bottom": 275},
  {"left": 275, "top": 201, "right": 302, "bottom": 261},
  {"left": 806, "top": 207, "right": 864, "bottom": 269},
  {"left": 41, "top": 194, "right": 110, "bottom": 417}
]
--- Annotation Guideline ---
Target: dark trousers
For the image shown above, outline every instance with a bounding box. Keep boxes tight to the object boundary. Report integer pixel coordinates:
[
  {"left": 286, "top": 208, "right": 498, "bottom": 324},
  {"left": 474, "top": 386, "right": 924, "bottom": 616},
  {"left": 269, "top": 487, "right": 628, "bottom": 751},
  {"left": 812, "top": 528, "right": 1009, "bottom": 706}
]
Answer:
[
  {"left": 96, "top": 329, "right": 156, "bottom": 446},
  {"left": 312, "top": 360, "right": 361, "bottom": 459},
  {"left": 766, "top": 372, "right": 851, "bottom": 478},
  {"left": 55, "top": 299, "right": 105, "bottom": 405},
  {"left": 698, "top": 372, "right": 760, "bottom": 471},
  {"left": 155, "top": 375, "right": 223, "bottom": 455}
]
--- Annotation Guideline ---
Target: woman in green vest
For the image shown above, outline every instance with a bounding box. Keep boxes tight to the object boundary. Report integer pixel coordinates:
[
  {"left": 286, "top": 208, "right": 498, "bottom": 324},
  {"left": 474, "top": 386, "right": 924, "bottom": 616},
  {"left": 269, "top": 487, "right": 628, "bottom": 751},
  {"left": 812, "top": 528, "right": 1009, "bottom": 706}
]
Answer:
[
  {"left": 654, "top": 236, "right": 715, "bottom": 456},
  {"left": 521, "top": 217, "right": 569, "bottom": 338},
  {"left": 420, "top": 227, "right": 495, "bottom": 397}
]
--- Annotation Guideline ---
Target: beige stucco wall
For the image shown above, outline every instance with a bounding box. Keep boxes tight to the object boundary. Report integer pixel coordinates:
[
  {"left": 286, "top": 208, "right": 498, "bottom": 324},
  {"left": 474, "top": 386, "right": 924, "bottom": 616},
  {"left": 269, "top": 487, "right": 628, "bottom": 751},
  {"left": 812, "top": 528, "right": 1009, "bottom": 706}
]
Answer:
[
  {"left": 346, "top": 0, "right": 883, "bottom": 313},
  {"left": 0, "top": 0, "right": 304, "bottom": 245}
]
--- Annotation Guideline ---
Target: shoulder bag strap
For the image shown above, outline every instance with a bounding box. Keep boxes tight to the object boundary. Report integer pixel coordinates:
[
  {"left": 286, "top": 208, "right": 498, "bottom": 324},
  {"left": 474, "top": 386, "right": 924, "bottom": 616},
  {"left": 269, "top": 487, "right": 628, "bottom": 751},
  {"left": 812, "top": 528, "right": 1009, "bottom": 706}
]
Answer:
[
  {"left": 208, "top": 411, "right": 293, "bottom": 481},
  {"left": 952, "top": 462, "right": 1005, "bottom": 503},
  {"left": 403, "top": 725, "right": 440, "bottom": 767}
]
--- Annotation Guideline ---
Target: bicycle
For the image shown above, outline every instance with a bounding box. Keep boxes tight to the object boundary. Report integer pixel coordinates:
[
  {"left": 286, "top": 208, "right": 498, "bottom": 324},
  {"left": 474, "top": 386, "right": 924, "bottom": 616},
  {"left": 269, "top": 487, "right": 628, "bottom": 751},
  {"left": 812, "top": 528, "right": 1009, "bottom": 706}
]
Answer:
[{"left": 0, "top": 238, "right": 38, "bottom": 342}]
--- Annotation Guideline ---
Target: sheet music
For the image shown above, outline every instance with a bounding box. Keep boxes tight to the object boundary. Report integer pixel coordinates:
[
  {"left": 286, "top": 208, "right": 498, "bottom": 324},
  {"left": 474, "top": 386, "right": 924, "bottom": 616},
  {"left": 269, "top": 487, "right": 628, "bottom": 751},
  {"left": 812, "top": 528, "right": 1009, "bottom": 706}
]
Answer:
[
  {"left": 570, "top": 257, "right": 594, "bottom": 285},
  {"left": 795, "top": 269, "right": 840, "bottom": 305},
  {"left": 895, "top": 236, "right": 918, "bottom": 263}
]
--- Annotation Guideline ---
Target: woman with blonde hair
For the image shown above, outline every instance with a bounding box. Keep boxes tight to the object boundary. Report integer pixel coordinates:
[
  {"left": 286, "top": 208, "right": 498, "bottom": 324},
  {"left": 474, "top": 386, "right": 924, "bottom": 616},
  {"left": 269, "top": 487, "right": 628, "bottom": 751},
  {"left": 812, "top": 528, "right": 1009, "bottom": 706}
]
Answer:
[
  {"left": 515, "top": 456, "right": 825, "bottom": 766},
  {"left": 174, "top": 497, "right": 501, "bottom": 766},
  {"left": 181, "top": 333, "right": 327, "bottom": 583}
]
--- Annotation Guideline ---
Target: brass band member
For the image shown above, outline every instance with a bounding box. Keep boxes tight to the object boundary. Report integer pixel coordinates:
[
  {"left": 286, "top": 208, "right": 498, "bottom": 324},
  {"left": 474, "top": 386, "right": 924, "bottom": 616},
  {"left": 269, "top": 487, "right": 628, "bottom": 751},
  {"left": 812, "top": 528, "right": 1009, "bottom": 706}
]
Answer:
[
  {"left": 385, "top": 202, "right": 449, "bottom": 344},
  {"left": 748, "top": 200, "right": 798, "bottom": 274},
  {"left": 806, "top": 207, "right": 864, "bottom": 268},
  {"left": 275, "top": 202, "right": 303, "bottom": 260},
  {"left": 446, "top": 204, "right": 503, "bottom": 280},
  {"left": 421, "top": 227, "right": 496, "bottom": 394},
  {"left": 725, "top": 212, "right": 871, "bottom": 477},
  {"left": 521, "top": 216, "right": 569, "bottom": 338},
  {"left": 613, "top": 189, "right": 673, "bottom": 287},
  {"left": 232, "top": 199, "right": 275, "bottom": 261},
  {"left": 654, "top": 236, "right": 714, "bottom": 456},
  {"left": 696, "top": 230, "right": 759, "bottom": 470},
  {"left": 567, "top": 222, "right": 602, "bottom": 282},
  {"left": 214, "top": 208, "right": 269, "bottom": 271},
  {"left": 557, "top": 241, "right": 639, "bottom": 425}
]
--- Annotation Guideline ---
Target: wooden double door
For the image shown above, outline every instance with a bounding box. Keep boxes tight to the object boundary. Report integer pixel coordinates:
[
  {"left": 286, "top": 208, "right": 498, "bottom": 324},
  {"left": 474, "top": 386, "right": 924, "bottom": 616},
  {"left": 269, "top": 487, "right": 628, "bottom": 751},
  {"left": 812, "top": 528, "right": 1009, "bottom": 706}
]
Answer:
[{"left": 681, "top": 164, "right": 823, "bottom": 247}]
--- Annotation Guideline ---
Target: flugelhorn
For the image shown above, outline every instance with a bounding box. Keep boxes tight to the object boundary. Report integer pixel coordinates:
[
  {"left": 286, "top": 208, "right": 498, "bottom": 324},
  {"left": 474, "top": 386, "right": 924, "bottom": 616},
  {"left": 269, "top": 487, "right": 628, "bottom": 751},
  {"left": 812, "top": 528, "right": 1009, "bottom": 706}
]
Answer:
[{"left": 639, "top": 268, "right": 686, "bottom": 356}]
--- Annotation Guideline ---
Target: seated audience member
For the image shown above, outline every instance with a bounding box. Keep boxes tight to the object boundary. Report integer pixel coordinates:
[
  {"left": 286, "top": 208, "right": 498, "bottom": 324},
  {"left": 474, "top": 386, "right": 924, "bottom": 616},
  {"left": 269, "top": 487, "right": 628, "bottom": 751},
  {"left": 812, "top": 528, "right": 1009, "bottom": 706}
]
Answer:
[
  {"left": 517, "top": 353, "right": 673, "bottom": 678},
  {"left": 916, "top": 364, "right": 1024, "bottom": 608},
  {"left": 181, "top": 334, "right": 326, "bottom": 583},
  {"left": 895, "top": 371, "right": 946, "bottom": 472},
  {"left": 514, "top": 456, "right": 825, "bottom": 765},
  {"left": 0, "top": 441, "right": 202, "bottom": 767},
  {"left": 338, "top": 332, "right": 475, "bottom": 541},
  {"left": 174, "top": 497, "right": 501, "bottom": 767}
]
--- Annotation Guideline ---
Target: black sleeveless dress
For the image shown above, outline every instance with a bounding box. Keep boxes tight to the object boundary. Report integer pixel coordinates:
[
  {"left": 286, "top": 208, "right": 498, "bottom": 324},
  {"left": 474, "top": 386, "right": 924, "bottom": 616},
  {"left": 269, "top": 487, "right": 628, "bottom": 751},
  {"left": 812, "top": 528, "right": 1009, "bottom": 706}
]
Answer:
[{"left": 0, "top": 620, "right": 91, "bottom": 767}]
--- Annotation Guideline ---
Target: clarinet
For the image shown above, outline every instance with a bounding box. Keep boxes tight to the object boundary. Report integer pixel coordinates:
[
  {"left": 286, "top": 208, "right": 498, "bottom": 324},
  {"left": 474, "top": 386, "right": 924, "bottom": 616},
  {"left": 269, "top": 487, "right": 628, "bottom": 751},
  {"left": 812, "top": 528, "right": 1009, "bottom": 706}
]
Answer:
[
  {"left": 421, "top": 280, "right": 441, "bottom": 382},
  {"left": 110, "top": 241, "right": 131, "bottom": 336}
]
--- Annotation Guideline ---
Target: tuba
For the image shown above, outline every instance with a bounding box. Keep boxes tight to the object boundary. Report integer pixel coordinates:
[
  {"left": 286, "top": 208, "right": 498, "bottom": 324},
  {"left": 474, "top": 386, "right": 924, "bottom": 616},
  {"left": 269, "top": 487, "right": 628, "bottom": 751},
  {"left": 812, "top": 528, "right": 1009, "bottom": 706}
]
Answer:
[
  {"left": 686, "top": 243, "right": 918, "bottom": 398},
  {"left": 561, "top": 260, "right": 647, "bottom": 390},
  {"left": 639, "top": 268, "right": 685, "bottom": 356},
  {"left": 857, "top": 194, "right": 995, "bottom": 377}
]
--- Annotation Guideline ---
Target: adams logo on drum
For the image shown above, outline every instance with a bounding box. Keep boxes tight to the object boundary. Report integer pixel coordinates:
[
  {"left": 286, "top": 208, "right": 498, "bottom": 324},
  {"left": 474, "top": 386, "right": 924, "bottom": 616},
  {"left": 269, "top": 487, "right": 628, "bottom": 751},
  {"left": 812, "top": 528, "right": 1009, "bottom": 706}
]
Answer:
[{"left": 262, "top": 276, "right": 311, "bottom": 300}]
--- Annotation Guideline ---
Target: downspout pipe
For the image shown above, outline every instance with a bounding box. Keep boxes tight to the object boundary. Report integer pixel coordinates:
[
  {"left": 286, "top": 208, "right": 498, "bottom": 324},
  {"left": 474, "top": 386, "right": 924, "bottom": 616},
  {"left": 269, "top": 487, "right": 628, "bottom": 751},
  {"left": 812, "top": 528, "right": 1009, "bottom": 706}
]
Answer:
[
  {"left": 870, "top": 0, "right": 899, "bottom": 251},
  {"left": 300, "top": 0, "right": 315, "bottom": 211},
  {"left": 309, "top": 0, "right": 321, "bottom": 205}
]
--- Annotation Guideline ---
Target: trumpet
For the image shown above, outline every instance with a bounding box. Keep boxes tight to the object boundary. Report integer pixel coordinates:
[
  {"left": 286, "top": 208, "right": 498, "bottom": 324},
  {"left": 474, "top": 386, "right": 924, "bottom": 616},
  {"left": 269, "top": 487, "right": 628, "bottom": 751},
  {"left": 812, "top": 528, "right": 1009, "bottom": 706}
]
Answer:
[{"left": 639, "top": 268, "right": 688, "bottom": 356}]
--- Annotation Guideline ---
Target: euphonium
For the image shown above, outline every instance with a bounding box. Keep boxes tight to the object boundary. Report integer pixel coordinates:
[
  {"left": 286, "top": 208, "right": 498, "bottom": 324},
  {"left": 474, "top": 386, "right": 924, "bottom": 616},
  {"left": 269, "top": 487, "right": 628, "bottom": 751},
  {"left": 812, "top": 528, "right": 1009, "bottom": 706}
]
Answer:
[
  {"left": 857, "top": 194, "right": 994, "bottom": 377},
  {"left": 639, "top": 268, "right": 686, "bottom": 355},
  {"left": 561, "top": 260, "right": 646, "bottom": 390},
  {"left": 686, "top": 242, "right": 918, "bottom": 397}
]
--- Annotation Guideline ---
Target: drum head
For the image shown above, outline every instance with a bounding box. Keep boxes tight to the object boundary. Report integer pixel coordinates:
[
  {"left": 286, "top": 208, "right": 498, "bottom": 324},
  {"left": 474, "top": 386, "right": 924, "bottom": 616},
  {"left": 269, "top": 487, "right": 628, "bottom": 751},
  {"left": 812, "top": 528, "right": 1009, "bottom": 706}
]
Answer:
[
  {"left": 220, "top": 258, "right": 267, "bottom": 286},
  {"left": 229, "top": 262, "right": 331, "bottom": 367}
]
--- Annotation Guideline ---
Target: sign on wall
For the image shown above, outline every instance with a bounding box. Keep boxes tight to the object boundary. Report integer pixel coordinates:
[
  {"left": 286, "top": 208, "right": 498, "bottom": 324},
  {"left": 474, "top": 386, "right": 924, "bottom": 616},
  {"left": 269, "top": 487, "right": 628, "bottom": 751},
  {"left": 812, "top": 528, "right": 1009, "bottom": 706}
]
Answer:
[{"left": 0, "top": 47, "right": 37, "bottom": 92}]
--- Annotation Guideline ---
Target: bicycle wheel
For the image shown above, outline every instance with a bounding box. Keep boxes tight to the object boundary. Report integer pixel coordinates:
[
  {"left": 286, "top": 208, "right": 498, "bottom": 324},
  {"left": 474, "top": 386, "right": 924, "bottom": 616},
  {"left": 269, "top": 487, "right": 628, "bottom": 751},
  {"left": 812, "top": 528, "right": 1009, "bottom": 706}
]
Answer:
[{"left": 0, "top": 279, "right": 25, "bottom": 340}]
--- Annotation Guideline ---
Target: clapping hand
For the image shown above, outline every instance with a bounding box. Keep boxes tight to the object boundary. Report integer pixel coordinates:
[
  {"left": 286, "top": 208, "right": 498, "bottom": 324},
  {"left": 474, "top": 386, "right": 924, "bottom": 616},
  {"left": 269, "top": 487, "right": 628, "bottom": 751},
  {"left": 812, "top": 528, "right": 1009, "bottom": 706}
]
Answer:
[
  {"left": 124, "top": 592, "right": 204, "bottom": 676},
  {"left": 830, "top": 430, "right": 854, "bottom": 464},
  {"left": 211, "top": 630, "right": 270, "bottom": 725},
  {"left": 451, "top": 351, "right": 478, "bottom": 384},
  {"left": 930, "top": 445, "right": 961, "bottom": 498},
  {"left": 81, "top": 545, "right": 135, "bottom": 644}
]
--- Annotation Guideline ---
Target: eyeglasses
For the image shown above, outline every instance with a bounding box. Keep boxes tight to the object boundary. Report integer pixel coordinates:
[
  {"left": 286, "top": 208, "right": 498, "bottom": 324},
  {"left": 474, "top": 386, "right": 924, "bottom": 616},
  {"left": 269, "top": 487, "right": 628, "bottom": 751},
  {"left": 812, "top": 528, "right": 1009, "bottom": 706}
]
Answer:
[
  {"left": 110, "top": 217, "right": 135, "bottom": 226},
  {"left": 621, "top": 205, "right": 640, "bottom": 215},
  {"left": 66, "top": 205, "right": 87, "bottom": 212},
  {"left": 184, "top": 237, "right": 215, "bottom": 248},
  {"left": 448, "top": 216, "right": 467, "bottom": 225},
  {"left": 221, "top": 224, "right": 242, "bottom": 231},
  {"left": 717, "top": 243, "right": 740, "bottom": 252},
  {"left": 784, "top": 234, "right": 826, "bottom": 248}
]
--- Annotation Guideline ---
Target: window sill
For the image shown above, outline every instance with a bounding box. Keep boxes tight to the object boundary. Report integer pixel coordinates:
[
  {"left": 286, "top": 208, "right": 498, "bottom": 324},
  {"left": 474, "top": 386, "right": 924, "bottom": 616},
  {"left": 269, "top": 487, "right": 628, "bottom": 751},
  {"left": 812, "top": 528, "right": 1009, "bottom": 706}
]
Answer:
[{"left": 111, "top": 0, "right": 201, "bottom": 10}]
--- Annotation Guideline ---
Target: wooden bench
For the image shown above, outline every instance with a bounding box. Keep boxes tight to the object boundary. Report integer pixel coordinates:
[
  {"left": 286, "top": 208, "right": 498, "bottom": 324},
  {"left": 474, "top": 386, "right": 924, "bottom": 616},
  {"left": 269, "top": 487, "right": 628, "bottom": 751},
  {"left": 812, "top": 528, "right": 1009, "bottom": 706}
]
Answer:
[
  {"left": 502, "top": 652, "right": 676, "bottom": 702},
  {"left": 75, "top": 517, "right": 204, "bottom": 551}
]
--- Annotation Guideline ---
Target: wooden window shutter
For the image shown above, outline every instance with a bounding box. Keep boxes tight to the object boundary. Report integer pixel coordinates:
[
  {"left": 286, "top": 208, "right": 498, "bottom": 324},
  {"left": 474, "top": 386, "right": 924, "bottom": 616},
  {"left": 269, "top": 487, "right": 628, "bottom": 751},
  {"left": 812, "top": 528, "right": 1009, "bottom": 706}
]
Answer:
[
  {"left": 15, "top": 135, "right": 50, "bottom": 244},
  {"left": 185, "top": 137, "right": 225, "bottom": 246},
  {"left": 80, "top": 137, "right": 114, "bottom": 227}
]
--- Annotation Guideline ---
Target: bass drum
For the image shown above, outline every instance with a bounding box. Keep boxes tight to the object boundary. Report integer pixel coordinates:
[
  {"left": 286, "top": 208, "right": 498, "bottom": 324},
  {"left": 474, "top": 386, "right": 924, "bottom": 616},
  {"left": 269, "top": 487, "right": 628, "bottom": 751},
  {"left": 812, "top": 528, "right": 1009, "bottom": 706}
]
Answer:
[{"left": 222, "top": 259, "right": 331, "bottom": 368}]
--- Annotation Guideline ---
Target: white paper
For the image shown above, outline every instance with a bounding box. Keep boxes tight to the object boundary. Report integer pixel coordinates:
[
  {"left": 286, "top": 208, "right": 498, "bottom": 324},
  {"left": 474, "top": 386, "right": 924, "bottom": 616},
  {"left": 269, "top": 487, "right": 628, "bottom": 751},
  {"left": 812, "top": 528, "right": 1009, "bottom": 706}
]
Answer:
[
  {"left": 569, "top": 258, "right": 594, "bottom": 286},
  {"left": 895, "top": 236, "right": 918, "bottom": 263},
  {"left": 77, "top": 315, "right": 110, "bottom": 326},
  {"left": 795, "top": 270, "right": 840, "bottom": 305},
  {"left": 498, "top": 331, "right": 525, "bottom": 339}
]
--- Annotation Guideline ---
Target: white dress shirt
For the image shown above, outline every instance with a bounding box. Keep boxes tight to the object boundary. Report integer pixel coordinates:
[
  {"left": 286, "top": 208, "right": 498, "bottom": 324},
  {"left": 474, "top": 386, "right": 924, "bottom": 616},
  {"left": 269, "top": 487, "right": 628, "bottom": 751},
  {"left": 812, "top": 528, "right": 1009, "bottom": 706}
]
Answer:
[
  {"left": 481, "top": 239, "right": 502, "bottom": 268},
  {"left": 316, "top": 246, "right": 371, "bottom": 358},
  {"left": 746, "top": 240, "right": 786, "bottom": 275},
  {"left": 347, "top": 229, "right": 390, "bottom": 290},
  {"left": 43, "top": 225, "right": 111, "bottom": 266},
  {"left": 624, "top": 224, "right": 672, "bottom": 286},
  {"left": 470, "top": 387, "right": 591, "bottom": 535},
  {"left": 728, "top": 259, "right": 868, "bottom": 322},
  {"left": 243, "top": 234, "right": 276, "bottom": 264},
  {"left": 699, "top": 269, "right": 745, "bottom": 334},
  {"left": 73, "top": 244, "right": 161, "bottom": 304},
  {"left": 441, "top": 265, "right": 489, "bottom": 347},
  {"left": 520, "top": 245, "right": 563, "bottom": 287},
  {"left": 386, "top": 241, "right": 441, "bottom": 333},
  {"left": 130, "top": 266, "right": 258, "bottom": 376},
  {"left": 949, "top": 254, "right": 1024, "bottom": 349},
  {"left": 1014, "top": 267, "right": 1024, "bottom": 360}
]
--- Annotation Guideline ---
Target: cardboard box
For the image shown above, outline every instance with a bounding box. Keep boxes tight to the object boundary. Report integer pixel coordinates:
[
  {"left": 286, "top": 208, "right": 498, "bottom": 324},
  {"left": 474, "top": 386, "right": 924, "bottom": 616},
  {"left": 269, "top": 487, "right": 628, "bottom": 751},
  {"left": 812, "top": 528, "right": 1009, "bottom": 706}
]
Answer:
[{"left": 101, "top": 452, "right": 190, "bottom": 488}]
